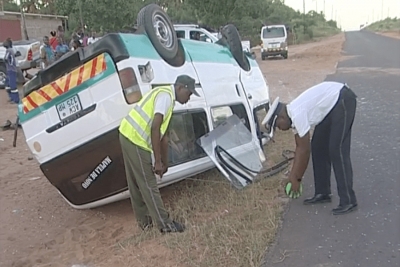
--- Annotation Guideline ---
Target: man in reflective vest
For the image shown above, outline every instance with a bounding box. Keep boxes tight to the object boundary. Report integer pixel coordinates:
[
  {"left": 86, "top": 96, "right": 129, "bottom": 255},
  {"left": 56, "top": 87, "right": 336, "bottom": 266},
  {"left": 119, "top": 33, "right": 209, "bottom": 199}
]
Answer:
[{"left": 119, "top": 75, "right": 199, "bottom": 233}]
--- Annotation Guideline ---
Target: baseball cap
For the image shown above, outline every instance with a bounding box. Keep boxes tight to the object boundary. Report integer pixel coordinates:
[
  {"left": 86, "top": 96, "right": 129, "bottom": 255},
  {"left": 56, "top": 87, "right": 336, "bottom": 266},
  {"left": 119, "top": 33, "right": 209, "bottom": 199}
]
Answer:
[
  {"left": 261, "top": 97, "right": 283, "bottom": 131},
  {"left": 175, "top": 75, "right": 200, "bottom": 97}
]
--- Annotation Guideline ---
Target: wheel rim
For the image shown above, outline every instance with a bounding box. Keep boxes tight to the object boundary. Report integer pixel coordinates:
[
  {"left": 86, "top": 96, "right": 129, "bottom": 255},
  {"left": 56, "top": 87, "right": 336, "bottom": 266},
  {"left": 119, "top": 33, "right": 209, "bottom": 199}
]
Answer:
[
  {"left": 152, "top": 14, "right": 174, "bottom": 50},
  {"left": 0, "top": 71, "right": 6, "bottom": 86}
]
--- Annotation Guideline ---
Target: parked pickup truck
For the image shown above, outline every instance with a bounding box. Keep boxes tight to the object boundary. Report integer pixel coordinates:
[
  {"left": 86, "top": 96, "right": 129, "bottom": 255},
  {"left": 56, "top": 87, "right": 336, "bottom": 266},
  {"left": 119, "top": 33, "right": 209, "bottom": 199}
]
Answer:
[
  {"left": 0, "top": 39, "right": 41, "bottom": 89},
  {"left": 174, "top": 24, "right": 253, "bottom": 54}
]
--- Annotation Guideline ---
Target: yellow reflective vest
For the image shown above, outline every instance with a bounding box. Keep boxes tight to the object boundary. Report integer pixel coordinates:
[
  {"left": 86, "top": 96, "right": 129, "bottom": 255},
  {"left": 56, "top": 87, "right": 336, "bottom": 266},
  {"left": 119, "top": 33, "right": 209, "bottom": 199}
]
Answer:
[{"left": 119, "top": 85, "right": 175, "bottom": 152}]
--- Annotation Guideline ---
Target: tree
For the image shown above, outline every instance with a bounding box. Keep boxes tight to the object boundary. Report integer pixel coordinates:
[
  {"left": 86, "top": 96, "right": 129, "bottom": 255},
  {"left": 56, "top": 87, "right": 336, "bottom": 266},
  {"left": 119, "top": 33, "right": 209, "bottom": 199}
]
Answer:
[
  {"left": 14, "top": 0, "right": 338, "bottom": 45},
  {"left": 2, "top": 0, "right": 20, "bottom": 11}
]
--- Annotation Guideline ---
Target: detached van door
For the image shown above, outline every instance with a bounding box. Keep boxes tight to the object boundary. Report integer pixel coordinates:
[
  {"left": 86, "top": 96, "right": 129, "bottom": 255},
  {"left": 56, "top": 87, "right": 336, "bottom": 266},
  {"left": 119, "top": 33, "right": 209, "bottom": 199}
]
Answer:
[{"left": 197, "top": 114, "right": 265, "bottom": 189}]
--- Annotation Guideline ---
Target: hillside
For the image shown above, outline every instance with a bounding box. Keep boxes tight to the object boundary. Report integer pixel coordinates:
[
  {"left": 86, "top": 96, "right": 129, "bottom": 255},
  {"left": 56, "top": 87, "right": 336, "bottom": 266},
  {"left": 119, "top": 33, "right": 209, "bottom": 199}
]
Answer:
[{"left": 366, "top": 17, "right": 400, "bottom": 32}]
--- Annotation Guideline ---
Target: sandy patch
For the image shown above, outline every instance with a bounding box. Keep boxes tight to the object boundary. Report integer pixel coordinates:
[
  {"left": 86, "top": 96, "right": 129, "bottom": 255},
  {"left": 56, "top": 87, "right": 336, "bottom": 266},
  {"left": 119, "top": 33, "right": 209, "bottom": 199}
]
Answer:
[{"left": 375, "top": 30, "right": 400, "bottom": 39}]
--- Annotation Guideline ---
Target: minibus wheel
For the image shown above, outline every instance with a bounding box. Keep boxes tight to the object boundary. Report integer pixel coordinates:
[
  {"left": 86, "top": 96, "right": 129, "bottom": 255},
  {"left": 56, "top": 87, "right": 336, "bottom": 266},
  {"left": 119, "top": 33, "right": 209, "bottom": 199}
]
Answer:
[
  {"left": 137, "top": 4, "right": 180, "bottom": 65},
  {"left": 219, "top": 24, "right": 251, "bottom": 72}
]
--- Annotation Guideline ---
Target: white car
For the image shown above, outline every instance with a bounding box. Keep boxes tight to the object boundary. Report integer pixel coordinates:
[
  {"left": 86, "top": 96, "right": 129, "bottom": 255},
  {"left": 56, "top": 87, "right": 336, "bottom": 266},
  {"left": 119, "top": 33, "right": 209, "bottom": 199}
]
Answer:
[
  {"left": 260, "top": 24, "right": 289, "bottom": 60},
  {"left": 18, "top": 4, "right": 270, "bottom": 209},
  {"left": 174, "top": 24, "right": 252, "bottom": 53}
]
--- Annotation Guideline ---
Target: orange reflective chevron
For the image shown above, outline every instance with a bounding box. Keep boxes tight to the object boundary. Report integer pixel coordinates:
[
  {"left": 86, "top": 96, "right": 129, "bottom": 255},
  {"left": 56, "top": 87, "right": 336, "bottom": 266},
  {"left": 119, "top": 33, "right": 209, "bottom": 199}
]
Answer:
[{"left": 22, "top": 54, "right": 107, "bottom": 114}]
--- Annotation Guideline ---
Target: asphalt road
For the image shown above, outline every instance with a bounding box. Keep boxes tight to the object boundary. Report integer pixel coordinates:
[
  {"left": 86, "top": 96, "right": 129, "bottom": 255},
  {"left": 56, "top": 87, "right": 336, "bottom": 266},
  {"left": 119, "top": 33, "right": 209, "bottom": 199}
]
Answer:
[{"left": 264, "top": 31, "right": 400, "bottom": 267}]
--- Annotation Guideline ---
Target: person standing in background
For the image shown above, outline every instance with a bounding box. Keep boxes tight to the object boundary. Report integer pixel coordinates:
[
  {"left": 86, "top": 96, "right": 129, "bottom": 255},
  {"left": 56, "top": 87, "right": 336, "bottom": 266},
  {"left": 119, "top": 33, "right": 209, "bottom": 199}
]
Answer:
[
  {"left": 71, "top": 39, "right": 83, "bottom": 51},
  {"left": 82, "top": 33, "right": 89, "bottom": 47},
  {"left": 56, "top": 25, "right": 65, "bottom": 43},
  {"left": 40, "top": 36, "right": 55, "bottom": 69},
  {"left": 3, "top": 38, "right": 19, "bottom": 104},
  {"left": 49, "top": 31, "right": 58, "bottom": 50},
  {"left": 55, "top": 37, "right": 70, "bottom": 60}
]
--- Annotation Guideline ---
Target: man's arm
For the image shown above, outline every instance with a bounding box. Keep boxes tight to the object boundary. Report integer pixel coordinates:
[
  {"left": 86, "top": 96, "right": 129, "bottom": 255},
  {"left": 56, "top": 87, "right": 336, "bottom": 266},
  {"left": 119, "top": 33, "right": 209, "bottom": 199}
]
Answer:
[
  {"left": 288, "top": 132, "right": 311, "bottom": 182},
  {"left": 151, "top": 113, "right": 163, "bottom": 164},
  {"left": 160, "top": 133, "right": 169, "bottom": 167}
]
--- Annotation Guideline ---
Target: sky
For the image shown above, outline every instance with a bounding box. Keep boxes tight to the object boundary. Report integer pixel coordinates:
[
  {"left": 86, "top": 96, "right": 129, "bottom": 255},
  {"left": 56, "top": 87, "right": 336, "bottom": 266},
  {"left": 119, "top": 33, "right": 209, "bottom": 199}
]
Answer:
[{"left": 284, "top": 0, "right": 400, "bottom": 31}]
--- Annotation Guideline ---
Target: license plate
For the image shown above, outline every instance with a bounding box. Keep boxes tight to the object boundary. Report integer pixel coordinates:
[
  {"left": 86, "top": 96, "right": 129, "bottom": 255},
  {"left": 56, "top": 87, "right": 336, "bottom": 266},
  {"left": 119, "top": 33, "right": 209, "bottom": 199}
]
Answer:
[{"left": 56, "top": 95, "right": 82, "bottom": 120}]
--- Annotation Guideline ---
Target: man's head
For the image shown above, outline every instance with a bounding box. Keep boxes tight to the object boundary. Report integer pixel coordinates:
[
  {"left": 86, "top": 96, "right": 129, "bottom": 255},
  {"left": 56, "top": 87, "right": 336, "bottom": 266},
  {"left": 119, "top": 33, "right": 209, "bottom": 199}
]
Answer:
[
  {"left": 43, "top": 36, "right": 50, "bottom": 45},
  {"left": 262, "top": 97, "right": 292, "bottom": 133},
  {"left": 50, "top": 31, "right": 56, "bottom": 37},
  {"left": 174, "top": 75, "right": 200, "bottom": 104},
  {"left": 3, "top": 38, "right": 12, "bottom": 48}
]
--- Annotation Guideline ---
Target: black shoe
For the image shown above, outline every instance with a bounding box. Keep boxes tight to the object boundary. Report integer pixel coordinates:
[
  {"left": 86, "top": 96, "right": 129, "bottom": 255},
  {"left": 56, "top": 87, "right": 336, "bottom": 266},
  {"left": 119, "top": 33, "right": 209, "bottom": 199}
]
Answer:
[
  {"left": 332, "top": 203, "right": 358, "bottom": 215},
  {"left": 303, "top": 194, "right": 332, "bottom": 205},
  {"left": 160, "top": 221, "right": 185, "bottom": 233}
]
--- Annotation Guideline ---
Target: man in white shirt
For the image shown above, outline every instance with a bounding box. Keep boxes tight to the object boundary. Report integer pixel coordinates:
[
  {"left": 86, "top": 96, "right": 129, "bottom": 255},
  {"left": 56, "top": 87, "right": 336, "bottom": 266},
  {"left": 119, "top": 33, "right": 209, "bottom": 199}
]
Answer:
[{"left": 263, "top": 81, "right": 358, "bottom": 215}]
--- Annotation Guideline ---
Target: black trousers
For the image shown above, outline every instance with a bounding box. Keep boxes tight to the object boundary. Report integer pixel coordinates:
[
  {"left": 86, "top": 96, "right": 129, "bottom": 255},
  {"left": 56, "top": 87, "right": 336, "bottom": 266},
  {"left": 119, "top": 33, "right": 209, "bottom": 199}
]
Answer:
[{"left": 311, "top": 85, "right": 358, "bottom": 206}]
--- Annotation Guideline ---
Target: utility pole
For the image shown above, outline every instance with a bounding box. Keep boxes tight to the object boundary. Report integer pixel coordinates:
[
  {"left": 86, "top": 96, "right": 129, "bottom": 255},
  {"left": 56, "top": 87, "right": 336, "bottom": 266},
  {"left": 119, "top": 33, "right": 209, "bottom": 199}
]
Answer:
[
  {"left": 20, "top": 0, "right": 29, "bottom": 40},
  {"left": 324, "top": 0, "right": 326, "bottom": 16},
  {"left": 303, "top": 0, "right": 306, "bottom": 34},
  {"left": 331, "top": 4, "right": 334, "bottom": 20},
  {"left": 312, "top": 0, "right": 318, "bottom": 13},
  {"left": 381, "top": 0, "right": 384, "bottom": 20},
  {"left": 78, "top": 0, "right": 84, "bottom": 32}
]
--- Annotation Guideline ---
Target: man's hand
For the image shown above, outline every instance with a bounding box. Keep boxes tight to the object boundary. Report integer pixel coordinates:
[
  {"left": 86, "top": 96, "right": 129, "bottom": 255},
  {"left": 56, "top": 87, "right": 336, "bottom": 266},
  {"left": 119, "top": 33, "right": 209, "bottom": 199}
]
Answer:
[
  {"left": 285, "top": 179, "right": 303, "bottom": 199},
  {"left": 161, "top": 164, "right": 168, "bottom": 176},
  {"left": 285, "top": 132, "right": 310, "bottom": 199},
  {"left": 153, "top": 161, "right": 164, "bottom": 178},
  {"left": 290, "top": 177, "right": 301, "bottom": 192}
]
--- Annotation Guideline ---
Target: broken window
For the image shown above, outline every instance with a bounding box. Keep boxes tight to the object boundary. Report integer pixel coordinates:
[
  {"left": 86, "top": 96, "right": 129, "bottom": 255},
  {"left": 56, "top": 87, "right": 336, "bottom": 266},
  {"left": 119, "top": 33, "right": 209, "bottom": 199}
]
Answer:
[
  {"left": 254, "top": 104, "right": 269, "bottom": 134},
  {"left": 167, "top": 111, "right": 209, "bottom": 167},
  {"left": 211, "top": 104, "right": 251, "bottom": 131}
]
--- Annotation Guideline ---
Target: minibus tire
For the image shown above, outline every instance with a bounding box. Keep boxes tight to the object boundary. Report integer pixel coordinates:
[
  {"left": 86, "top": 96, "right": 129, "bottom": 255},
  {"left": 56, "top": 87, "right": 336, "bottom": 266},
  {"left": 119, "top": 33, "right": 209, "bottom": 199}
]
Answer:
[
  {"left": 220, "top": 24, "right": 251, "bottom": 72},
  {"left": 137, "top": 5, "right": 146, "bottom": 25},
  {"left": 139, "top": 4, "right": 179, "bottom": 63}
]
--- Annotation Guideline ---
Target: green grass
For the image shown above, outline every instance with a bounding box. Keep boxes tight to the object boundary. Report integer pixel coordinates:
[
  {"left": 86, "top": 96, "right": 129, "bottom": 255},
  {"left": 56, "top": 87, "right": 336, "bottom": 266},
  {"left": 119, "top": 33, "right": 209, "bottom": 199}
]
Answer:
[
  {"left": 366, "top": 17, "right": 400, "bottom": 32},
  {"left": 105, "top": 130, "right": 296, "bottom": 267}
]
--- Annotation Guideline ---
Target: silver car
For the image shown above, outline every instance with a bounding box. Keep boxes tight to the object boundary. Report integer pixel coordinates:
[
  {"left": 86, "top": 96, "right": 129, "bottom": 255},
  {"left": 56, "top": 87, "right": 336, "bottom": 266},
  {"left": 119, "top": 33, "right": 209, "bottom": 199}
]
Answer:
[{"left": 0, "top": 40, "right": 40, "bottom": 89}]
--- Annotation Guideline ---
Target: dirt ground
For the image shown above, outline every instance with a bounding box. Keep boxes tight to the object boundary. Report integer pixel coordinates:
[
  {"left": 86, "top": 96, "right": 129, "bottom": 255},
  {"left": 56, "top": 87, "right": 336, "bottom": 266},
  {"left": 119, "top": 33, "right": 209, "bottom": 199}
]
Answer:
[
  {"left": 0, "top": 33, "right": 345, "bottom": 267},
  {"left": 375, "top": 30, "right": 400, "bottom": 39}
]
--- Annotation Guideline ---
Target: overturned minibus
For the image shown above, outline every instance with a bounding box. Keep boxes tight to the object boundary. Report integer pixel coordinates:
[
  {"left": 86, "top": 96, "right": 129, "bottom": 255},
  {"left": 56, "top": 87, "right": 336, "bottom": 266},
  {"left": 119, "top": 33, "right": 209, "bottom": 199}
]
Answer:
[{"left": 18, "top": 4, "right": 271, "bottom": 209}]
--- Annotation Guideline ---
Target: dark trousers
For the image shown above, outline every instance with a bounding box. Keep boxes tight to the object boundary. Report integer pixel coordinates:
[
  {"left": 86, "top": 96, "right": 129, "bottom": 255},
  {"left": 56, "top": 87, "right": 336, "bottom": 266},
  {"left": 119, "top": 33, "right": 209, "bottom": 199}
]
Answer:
[
  {"left": 311, "top": 86, "right": 358, "bottom": 206},
  {"left": 119, "top": 134, "right": 172, "bottom": 229},
  {"left": 6, "top": 70, "right": 20, "bottom": 103}
]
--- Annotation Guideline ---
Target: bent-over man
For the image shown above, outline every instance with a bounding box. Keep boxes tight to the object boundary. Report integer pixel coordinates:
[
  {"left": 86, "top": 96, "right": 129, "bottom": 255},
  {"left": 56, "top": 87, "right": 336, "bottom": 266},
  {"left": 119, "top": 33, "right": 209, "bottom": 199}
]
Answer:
[
  {"left": 263, "top": 81, "right": 358, "bottom": 215},
  {"left": 119, "top": 75, "right": 199, "bottom": 232}
]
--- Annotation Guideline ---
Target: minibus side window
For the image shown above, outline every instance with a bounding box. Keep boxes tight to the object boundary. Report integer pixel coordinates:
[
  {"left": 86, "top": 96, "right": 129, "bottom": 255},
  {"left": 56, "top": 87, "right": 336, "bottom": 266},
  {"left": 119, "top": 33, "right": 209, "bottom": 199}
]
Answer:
[
  {"left": 167, "top": 111, "right": 209, "bottom": 167},
  {"left": 211, "top": 104, "right": 250, "bottom": 131}
]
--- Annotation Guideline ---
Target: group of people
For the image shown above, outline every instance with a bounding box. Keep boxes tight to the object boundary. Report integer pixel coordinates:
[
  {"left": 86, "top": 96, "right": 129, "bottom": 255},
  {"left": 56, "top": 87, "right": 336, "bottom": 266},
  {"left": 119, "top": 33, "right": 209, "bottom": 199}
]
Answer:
[
  {"left": 40, "top": 26, "right": 99, "bottom": 69},
  {"left": 2, "top": 25, "right": 99, "bottom": 105}
]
